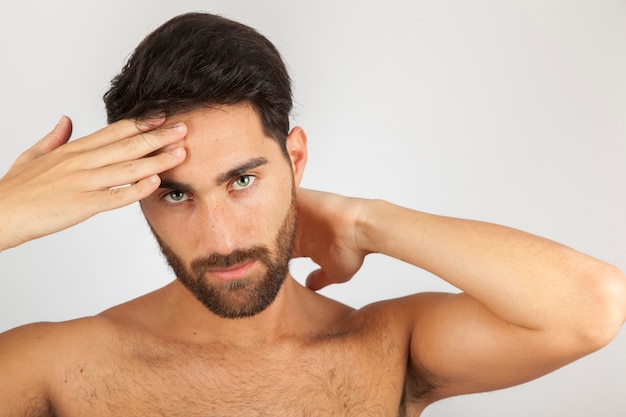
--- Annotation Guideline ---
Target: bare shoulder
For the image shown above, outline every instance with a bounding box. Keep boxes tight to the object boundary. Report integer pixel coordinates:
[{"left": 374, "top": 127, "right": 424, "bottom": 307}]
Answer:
[
  {"left": 355, "top": 291, "right": 448, "bottom": 332},
  {"left": 0, "top": 315, "right": 118, "bottom": 370},
  {"left": 0, "top": 315, "right": 115, "bottom": 417}
]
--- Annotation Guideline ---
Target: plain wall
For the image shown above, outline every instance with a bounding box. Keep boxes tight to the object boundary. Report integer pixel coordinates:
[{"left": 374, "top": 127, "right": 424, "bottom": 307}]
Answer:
[{"left": 1, "top": 1, "right": 624, "bottom": 416}]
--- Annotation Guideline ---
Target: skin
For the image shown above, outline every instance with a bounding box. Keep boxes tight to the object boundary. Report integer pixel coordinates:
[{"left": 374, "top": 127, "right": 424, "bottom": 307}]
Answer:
[
  {"left": 0, "top": 116, "right": 187, "bottom": 251},
  {"left": 0, "top": 104, "right": 625, "bottom": 416},
  {"left": 140, "top": 105, "right": 299, "bottom": 320}
]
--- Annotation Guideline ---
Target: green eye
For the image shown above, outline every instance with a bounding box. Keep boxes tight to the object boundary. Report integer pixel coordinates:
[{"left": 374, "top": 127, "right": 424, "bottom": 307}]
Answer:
[
  {"left": 164, "top": 191, "right": 189, "bottom": 203},
  {"left": 232, "top": 175, "right": 256, "bottom": 191}
]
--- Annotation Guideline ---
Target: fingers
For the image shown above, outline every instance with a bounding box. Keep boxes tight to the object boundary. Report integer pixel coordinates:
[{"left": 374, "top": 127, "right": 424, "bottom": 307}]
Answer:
[
  {"left": 0, "top": 116, "right": 188, "bottom": 249},
  {"left": 306, "top": 269, "right": 331, "bottom": 291},
  {"left": 93, "top": 175, "right": 163, "bottom": 212},
  {"left": 79, "top": 122, "right": 188, "bottom": 169},
  {"left": 13, "top": 116, "right": 176, "bottom": 174},
  {"left": 14, "top": 116, "right": 73, "bottom": 165},
  {"left": 45, "top": 115, "right": 73, "bottom": 151},
  {"left": 86, "top": 146, "right": 186, "bottom": 190},
  {"left": 70, "top": 117, "right": 166, "bottom": 151}
]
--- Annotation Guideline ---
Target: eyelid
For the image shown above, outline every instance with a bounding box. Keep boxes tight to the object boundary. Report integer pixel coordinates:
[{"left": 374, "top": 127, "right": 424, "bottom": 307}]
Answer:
[
  {"left": 230, "top": 174, "right": 257, "bottom": 191},
  {"left": 216, "top": 157, "right": 268, "bottom": 186},
  {"left": 161, "top": 190, "right": 191, "bottom": 204}
]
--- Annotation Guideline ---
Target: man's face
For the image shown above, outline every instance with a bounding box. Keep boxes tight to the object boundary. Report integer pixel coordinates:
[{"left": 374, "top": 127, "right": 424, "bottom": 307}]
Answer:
[{"left": 140, "top": 104, "right": 306, "bottom": 319}]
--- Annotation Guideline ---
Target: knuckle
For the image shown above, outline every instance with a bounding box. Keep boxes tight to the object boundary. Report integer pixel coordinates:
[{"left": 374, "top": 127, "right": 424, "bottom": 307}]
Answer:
[
  {"left": 120, "top": 159, "right": 138, "bottom": 174},
  {"left": 108, "top": 185, "right": 129, "bottom": 202},
  {"left": 120, "top": 136, "right": 140, "bottom": 153},
  {"left": 108, "top": 181, "right": 151, "bottom": 206},
  {"left": 119, "top": 132, "right": 162, "bottom": 157}
]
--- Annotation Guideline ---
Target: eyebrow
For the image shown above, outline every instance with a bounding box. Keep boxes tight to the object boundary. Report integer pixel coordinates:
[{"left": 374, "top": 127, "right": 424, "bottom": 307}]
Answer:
[
  {"left": 158, "top": 157, "right": 269, "bottom": 192},
  {"left": 215, "top": 157, "right": 269, "bottom": 186}
]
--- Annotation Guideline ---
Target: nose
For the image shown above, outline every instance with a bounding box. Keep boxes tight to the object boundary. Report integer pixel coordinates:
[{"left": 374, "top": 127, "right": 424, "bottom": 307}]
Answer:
[{"left": 195, "top": 198, "right": 241, "bottom": 255}]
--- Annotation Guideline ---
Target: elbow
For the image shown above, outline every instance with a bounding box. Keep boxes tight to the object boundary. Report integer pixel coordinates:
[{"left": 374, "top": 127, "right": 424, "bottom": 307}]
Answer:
[{"left": 575, "top": 264, "right": 626, "bottom": 353}]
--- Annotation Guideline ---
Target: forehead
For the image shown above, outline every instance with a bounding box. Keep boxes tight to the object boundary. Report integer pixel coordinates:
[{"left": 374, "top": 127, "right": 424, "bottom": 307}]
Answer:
[
  {"left": 164, "top": 104, "right": 280, "bottom": 177},
  {"left": 172, "top": 103, "right": 270, "bottom": 154}
]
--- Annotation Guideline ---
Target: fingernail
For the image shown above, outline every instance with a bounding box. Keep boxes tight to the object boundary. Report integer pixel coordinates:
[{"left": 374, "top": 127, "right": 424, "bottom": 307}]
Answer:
[
  {"left": 172, "top": 122, "right": 186, "bottom": 132},
  {"left": 139, "top": 117, "right": 166, "bottom": 132},
  {"left": 169, "top": 147, "right": 185, "bottom": 157},
  {"left": 148, "top": 113, "right": 166, "bottom": 122}
]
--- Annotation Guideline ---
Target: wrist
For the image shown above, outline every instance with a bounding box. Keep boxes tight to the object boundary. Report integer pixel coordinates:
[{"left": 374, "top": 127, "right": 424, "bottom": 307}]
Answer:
[
  {"left": 354, "top": 198, "right": 387, "bottom": 255},
  {"left": 0, "top": 200, "right": 24, "bottom": 252},
  {"left": 0, "top": 227, "right": 18, "bottom": 253}
]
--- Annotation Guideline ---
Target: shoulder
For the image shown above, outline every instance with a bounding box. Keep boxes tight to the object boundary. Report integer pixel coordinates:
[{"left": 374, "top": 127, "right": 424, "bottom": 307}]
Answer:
[
  {"left": 356, "top": 291, "right": 451, "bottom": 331},
  {"left": 336, "top": 292, "right": 451, "bottom": 360},
  {"left": 0, "top": 315, "right": 130, "bottom": 381},
  {"left": 0, "top": 316, "right": 118, "bottom": 367},
  {"left": 1, "top": 316, "right": 104, "bottom": 352},
  {"left": 0, "top": 316, "right": 115, "bottom": 416}
]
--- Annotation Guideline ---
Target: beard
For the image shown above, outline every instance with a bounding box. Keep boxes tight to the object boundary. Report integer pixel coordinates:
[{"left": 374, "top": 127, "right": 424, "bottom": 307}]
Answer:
[{"left": 152, "top": 190, "right": 297, "bottom": 319}]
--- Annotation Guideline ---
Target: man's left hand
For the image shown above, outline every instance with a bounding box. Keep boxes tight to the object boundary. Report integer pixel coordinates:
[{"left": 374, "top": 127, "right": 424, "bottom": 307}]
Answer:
[{"left": 292, "top": 188, "right": 372, "bottom": 290}]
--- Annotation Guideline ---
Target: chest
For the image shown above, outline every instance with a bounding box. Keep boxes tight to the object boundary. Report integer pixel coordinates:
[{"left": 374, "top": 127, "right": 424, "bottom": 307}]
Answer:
[{"left": 52, "top": 335, "right": 415, "bottom": 417}]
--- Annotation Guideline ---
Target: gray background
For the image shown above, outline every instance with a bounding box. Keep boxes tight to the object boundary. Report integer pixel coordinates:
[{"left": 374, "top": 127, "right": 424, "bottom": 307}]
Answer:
[{"left": 1, "top": 1, "right": 625, "bottom": 415}]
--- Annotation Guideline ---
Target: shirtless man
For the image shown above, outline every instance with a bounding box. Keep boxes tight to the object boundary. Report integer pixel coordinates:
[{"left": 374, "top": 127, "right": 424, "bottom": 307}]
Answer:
[{"left": 0, "top": 12, "right": 624, "bottom": 417}]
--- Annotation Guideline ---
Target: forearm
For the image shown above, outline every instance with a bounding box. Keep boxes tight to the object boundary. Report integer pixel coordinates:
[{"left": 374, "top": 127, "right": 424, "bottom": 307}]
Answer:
[
  {"left": 359, "top": 199, "right": 626, "bottom": 336},
  {"left": 0, "top": 196, "right": 24, "bottom": 252}
]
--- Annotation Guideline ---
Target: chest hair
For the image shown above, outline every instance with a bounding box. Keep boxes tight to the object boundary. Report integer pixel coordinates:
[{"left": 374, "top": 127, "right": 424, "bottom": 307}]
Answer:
[{"left": 54, "top": 325, "right": 417, "bottom": 417}]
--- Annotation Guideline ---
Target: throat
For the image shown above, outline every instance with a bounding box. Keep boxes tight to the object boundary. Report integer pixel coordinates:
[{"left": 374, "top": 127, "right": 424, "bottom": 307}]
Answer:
[{"left": 156, "top": 276, "right": 317, "bottom": 345}]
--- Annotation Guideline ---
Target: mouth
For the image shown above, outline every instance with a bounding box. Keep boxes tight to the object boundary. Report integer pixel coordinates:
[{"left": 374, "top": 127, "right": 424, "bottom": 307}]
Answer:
[{"left": 206, "top": 260, "right": 257, "bottom": 282}]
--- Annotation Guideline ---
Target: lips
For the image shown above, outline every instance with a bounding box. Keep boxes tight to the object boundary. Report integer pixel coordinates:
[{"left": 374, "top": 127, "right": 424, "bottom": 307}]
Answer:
[{"left": 206, "top": 260, "right": 256, "bottom": 281}]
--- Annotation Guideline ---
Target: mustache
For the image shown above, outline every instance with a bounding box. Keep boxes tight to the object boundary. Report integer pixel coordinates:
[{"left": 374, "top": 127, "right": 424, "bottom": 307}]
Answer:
[{"left": 190, "top": 246, "right": 271, "bottom": 273}]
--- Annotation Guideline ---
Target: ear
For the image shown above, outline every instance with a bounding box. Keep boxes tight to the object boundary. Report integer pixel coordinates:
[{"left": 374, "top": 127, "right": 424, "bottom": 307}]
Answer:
[{"left": 285, "top": 126, "right": 308, "bottom": 186}]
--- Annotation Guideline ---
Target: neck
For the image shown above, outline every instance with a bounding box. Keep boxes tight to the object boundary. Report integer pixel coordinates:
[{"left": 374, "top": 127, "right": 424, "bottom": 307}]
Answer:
[{"left": 162, "top": 275, "right": 314, "bottom": 345}]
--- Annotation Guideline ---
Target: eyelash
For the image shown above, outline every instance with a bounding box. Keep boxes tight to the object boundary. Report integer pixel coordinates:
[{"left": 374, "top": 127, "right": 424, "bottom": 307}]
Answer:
[
  {"left": 161, "top": 190, "right": 190, "bottom": 205},
  {"left": 160, "top": 174, "right": 258, "bottom": 205},
  {"left": 230, "top": 174, "right": 257, "bottom": 192}
]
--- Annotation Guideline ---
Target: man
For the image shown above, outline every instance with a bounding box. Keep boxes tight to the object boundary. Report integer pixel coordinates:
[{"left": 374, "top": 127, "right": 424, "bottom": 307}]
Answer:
[{"left": 0, "top": 12, "right": 624, "bottom": 416}]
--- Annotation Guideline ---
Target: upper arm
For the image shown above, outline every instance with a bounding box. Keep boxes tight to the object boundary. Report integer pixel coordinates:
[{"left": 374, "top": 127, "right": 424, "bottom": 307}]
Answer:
[
  {"left": 405, "top": 292, "right": 592, "bottom": 402},
  {"left": 0, "top": 323, "right": 56, "bottom": 417}
]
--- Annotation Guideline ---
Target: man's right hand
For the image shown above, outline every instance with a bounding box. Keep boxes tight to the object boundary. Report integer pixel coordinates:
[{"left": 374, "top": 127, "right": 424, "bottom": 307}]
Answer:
[{"left": 0, "top": 115, "right": 187, "bottom": 251}]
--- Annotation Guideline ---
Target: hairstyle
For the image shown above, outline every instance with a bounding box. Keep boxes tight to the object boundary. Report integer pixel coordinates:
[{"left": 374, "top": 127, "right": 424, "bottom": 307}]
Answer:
[{"left": 103, "top": 12, "right": 293, "bottom": 150}]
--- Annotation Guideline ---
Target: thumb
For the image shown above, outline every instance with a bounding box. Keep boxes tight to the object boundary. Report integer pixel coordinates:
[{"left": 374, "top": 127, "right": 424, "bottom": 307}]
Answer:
[
  {"left": 306, "top": 268, "right": 331, "bottom": 291},
  {"left": 15, "top": 115, "right": 73, "bottom": 164},
  {"left": 37, "top": 115, "right": 73, "bottom": 154}
]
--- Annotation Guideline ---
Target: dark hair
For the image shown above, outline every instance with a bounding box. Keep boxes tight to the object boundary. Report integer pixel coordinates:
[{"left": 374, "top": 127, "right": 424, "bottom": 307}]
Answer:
[{"left": 103, "top": 12, "right": 292, "bottom": 149}]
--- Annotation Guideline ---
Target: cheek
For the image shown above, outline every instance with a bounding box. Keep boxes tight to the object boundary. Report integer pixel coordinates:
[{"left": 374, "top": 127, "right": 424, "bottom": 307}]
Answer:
[
  {"left": 248, "top": 187, "right": 292, "bottom": 239},
  {"left": 140, "top": 201, "right": 190, "bottom": 248},
  {"left": 245, "top": 200, "right": 279, "bottom": 238}
]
